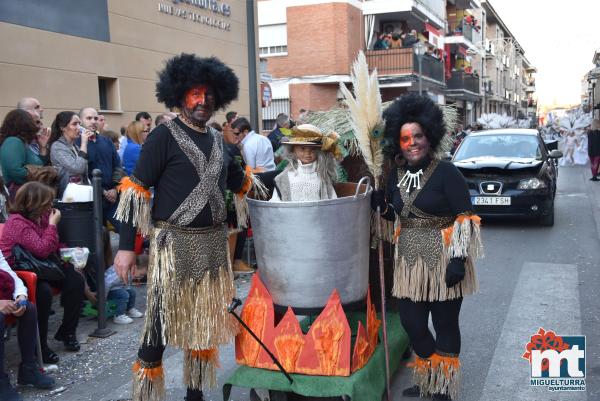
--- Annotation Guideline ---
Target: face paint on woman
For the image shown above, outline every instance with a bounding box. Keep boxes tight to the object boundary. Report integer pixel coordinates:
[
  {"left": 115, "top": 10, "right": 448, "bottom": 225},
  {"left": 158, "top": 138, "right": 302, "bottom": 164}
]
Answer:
[
  {"left": 399, "top": 122, "right": 430, "bottom": 165},
  {"left": 400, "top": 126, "right": 415, "bottom": 151}
]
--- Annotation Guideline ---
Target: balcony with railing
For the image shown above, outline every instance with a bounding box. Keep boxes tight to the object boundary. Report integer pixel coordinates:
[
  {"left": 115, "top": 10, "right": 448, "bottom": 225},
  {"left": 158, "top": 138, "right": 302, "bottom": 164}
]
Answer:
[
  {"left": 445, "top": 13, "right": 480, "bottom": 49},
  {"left": 524, "top": 78, "right": 536, "bottom": 93},
  {"left": 455, "top": 21, "right": 473, "bottom": 42},
  {"left": 362, "top": 0, "right": 446, "bottom": 29},
  {"left": 365, "top": 48, "right": 445, "bottom": 83},
  {"left": 447, "top": 70, "right": 480, "bottom": 93}
]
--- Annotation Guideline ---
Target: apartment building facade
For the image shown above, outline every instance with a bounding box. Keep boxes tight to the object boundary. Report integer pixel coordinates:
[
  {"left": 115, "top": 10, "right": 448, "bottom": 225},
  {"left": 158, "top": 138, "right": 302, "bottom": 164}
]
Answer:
[
  {"left": 0, "top": 0, "right": 259, "bottom": 129},
  {"left": 259, "top": 0, "right": 537, "bottom": 128},
  {"left": 584, "top": 50, "right": 600, "bottom": 119},
  {"left": 481, "top": 0, "right": 535, "bottom": 120}
]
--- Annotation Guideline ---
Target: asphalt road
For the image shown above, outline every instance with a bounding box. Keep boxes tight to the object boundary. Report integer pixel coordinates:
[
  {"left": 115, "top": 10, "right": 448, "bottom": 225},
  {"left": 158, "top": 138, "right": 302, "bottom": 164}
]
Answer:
[{"left": 11, "top": 165, "right": 599, "bottom": 401}]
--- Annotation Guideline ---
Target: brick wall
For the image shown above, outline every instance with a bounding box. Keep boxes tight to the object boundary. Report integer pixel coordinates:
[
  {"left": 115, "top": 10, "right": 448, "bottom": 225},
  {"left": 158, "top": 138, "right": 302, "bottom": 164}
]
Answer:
[
  {"left": 266, "top": 2, "right": 363, "bottom": 78},
  {"left": 289, "top": 83, "right": 339, "bottom": 119}
]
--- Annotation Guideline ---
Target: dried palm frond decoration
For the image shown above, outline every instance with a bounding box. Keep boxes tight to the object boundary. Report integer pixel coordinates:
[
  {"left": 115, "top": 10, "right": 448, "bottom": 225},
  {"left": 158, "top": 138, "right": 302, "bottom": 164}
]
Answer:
[
  {"left": 305, "top": 97, "right": 460, "bottom": 165},
  {"left": 338, "top": 51, "right": 385, "bottom": 179}
]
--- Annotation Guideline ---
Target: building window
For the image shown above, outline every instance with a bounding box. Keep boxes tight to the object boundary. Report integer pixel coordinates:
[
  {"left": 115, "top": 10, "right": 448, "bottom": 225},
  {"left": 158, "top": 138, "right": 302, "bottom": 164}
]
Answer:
[
  {"left": 259, "top": 45, "right": 288, "bottom": 57},
  {"left": 259, "top": 23, "right": 288, "bottom": 57},
  {"left": 98, "top": 76, "right": 121, "bottom": 111}
]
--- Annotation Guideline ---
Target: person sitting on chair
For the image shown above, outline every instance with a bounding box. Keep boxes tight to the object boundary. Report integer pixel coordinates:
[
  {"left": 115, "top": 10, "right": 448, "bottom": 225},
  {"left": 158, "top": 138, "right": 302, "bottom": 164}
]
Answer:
[
  {"left": 0, "top": 250, "right": 55, "bottom": 401},
  {"left": 0, "top": 182, "right": 85, "bottom": 362},
  {"left": 270, "top": 124, "right": 340, "bottom": 202}
]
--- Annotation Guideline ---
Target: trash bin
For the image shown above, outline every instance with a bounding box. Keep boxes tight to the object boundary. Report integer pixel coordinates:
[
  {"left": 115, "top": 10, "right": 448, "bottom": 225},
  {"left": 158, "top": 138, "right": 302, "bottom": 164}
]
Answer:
[{"left": 54, "top": 201, "right": 97, "bottom": 277}]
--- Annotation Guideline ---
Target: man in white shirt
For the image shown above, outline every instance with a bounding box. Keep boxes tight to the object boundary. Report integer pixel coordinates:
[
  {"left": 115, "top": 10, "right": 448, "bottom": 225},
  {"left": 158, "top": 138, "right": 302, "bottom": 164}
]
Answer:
[{"left": 231, "top": 117, "right": 276, "bottom": 171}]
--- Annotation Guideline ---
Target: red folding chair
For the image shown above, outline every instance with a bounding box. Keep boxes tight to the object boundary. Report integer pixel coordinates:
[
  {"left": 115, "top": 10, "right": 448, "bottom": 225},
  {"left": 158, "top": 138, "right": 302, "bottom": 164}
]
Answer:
[
  {"left": 1, "top": 223, "right": 52, "bottom": 367},
  {"left": 3, "top": 271, "right": 44, "bottom": 367}
]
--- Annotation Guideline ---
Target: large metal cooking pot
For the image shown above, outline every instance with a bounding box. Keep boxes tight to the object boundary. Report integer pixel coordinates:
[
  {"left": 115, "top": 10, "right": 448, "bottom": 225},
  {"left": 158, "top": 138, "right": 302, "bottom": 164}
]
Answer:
[{"left": 248, "top": 177, "right": 372, "bottom": 309}]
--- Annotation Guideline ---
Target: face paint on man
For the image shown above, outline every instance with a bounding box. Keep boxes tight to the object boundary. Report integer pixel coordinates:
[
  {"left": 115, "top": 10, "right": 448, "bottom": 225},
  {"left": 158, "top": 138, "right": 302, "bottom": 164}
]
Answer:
[
  {"left": 185, "top": 86, "right": 207, "bottom": 110},
  {"left": 182, "top": 85, "right": 215, "bottom": 126}
]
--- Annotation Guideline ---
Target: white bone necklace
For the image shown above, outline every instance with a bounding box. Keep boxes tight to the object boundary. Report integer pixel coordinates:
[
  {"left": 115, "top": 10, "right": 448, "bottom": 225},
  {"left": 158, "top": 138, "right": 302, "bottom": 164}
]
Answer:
[{"left": 398, "top": 169, "right": 424, "bottom": 192}]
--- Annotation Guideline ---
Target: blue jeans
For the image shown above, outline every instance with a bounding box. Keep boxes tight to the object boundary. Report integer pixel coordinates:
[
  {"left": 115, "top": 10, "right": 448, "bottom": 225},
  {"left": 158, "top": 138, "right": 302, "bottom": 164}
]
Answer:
[{"left": 107, "top": 288, "right": 136, "bottom": 316}]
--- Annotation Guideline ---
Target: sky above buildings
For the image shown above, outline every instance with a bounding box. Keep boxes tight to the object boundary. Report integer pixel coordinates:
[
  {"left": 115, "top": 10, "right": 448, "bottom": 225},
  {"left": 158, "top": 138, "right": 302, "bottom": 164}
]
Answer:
[{"left": 491, "top": 0, "right": 599, "bottom": 107}]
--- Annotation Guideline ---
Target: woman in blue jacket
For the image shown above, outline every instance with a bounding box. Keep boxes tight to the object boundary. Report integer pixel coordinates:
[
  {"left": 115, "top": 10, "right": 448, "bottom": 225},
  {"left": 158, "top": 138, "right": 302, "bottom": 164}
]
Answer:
[{"left": 122, "top": 121, "right": 148, "bottom": 175}]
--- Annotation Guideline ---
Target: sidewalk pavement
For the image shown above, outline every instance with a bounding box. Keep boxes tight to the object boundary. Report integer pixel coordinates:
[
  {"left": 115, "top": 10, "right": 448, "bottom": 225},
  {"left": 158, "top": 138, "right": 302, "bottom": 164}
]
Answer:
[
  {"left": 5, "top": 273, "right": 253, "bottom": 401},
  {"left": 12, "top": 165, "right": 599, "bottom": 401},
  {"left": 582, "top": 164, "right": 600, "bottom": 238}
]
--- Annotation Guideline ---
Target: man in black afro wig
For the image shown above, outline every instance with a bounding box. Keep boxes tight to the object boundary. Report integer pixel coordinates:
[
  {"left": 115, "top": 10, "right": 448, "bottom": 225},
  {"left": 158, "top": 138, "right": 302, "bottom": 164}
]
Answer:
[
  {"left": 383, "top": 93, "right": 446, "bottom": 157},
  {"left": 156, "top": 53, "right": 239, "bottom": 111}
]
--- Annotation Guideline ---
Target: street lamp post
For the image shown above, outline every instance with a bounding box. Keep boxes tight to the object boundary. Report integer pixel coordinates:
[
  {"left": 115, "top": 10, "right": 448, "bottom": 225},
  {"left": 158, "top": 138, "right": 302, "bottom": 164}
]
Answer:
[{"left": 413, "top": 41, "right": 427, "bottom": 95}]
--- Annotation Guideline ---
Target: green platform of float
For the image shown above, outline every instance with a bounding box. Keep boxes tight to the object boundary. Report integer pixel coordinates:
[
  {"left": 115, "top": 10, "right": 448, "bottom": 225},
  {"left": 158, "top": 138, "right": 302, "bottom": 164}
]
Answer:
[{"left": 223, "top": 313, "right": 408, "bottom": 401}]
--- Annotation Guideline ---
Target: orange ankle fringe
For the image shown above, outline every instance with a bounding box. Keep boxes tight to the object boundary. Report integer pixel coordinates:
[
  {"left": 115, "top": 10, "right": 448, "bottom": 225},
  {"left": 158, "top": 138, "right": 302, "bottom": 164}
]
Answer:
[
  {"left": 410, "top": 353, "right": 461, "bottom": 400},
  {"left": 132, "top": 361, "right": 165, "bottom": 401},
  {"left": 184, "top": 348, "right": 219, "bottom": 390}
]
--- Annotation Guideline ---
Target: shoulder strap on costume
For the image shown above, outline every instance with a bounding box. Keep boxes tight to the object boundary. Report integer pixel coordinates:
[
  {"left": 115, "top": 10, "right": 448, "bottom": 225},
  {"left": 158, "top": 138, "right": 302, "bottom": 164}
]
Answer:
[{"left": 166, "top": 122, "right": 226, "bottom": 226}]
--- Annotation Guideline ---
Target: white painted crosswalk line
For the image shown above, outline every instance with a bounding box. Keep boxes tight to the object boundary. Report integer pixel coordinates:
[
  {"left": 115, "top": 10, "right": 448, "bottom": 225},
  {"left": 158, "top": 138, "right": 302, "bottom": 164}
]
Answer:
[{"left": 479, "top": 262, "right": 587, "bottom": 401}]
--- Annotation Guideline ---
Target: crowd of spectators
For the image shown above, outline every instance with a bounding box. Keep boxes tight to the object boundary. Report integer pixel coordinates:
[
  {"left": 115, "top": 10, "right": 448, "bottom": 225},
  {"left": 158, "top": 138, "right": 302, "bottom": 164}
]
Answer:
[
  {"left": 373, "top": 29, "right": 420, "bottom": 50},
  {"left": 372, "top": 28, "right": 443, "bottom": 61},
  {"left": 0, "top": 96, "right": 303, "bottom": 399},
  {"left": 0, "top": 97, "right": 181, "bottom": 399}
]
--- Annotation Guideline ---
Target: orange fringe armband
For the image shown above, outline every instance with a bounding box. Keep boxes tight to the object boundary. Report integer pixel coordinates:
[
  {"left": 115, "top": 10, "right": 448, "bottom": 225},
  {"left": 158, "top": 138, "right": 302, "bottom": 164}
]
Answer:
[
  {"left": 442, "top": 213, "right": 483, "bottom": 259},
  {"left": 233, "top": 166, "right": 268, "bottom": 229},
  {"left": 115, "top": 177, "right": 152, "bottom": 235},
  {"left": 236, "top": 165, "right": 254, "bottom": 196}
]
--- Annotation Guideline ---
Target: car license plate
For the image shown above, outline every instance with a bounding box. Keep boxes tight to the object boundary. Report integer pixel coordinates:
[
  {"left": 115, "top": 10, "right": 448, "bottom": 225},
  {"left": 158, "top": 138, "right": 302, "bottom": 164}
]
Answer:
[{"left": 472, "top": 196, "right": 511, "bottom": 206}]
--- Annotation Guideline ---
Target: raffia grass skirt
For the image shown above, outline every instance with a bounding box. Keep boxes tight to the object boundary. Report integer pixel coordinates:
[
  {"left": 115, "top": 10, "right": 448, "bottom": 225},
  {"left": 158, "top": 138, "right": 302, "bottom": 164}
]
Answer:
[
  {"left": 142, "top": 222, "right": 239, "bottom": 350},
  {"left": 391, "top": 216, "right": 482, "bottom": 302}
]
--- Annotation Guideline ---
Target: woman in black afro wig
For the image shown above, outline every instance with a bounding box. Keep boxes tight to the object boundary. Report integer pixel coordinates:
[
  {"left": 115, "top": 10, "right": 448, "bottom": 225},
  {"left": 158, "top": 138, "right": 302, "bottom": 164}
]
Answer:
[
  {"left": 383, "top": 92, "right": 446, "bottom": 157},
  {"left": 156, "top": 53, "right": 239, "bottom": 110},
  {"left": 373, "top": 91, "right": 481, "bottom": 401}
]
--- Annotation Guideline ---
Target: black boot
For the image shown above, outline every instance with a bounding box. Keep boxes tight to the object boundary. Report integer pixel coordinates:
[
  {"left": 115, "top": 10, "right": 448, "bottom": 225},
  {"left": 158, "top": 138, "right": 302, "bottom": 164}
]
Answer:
[
  {"left": 41, "top": 346, "right": 60, "bottom": 364},
  {"left": 54, "top": 332, "right": 80, "bottom": 352},
  {"left": 431, "top": 393, "right": 452, "bottom": 401},
  {"left": 185, "top": 387, "right": 204, "bottom": 401},
  {"left": 17, "top": 363, "right": 55, "bottom": 389},
  {"left": 0, "top": 374, "right": 22, "bottom": 401},
  {"left": 402, "top": 385, "right": 422, "bottom": 397}
]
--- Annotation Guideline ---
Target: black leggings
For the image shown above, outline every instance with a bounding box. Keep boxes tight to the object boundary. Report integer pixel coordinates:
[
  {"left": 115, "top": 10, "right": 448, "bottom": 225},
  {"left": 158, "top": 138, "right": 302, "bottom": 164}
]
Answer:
[
  {"left": 234, "top": 229, "right": 247, "bottom": 260},
  {"left": 36, "top": 265, "right": 85, "bottom": 349},
  {"left": 138, "top": 309, "right": 204, "bottom": 393},
  {"left": 0, "top": 302, "right": 37, "bottom": 374},
  {"left": 398, "top": 297, "right": 463, "bottom": 358},
  {"left": 137, "top": 309, "right": 166, "bottom": 363}
]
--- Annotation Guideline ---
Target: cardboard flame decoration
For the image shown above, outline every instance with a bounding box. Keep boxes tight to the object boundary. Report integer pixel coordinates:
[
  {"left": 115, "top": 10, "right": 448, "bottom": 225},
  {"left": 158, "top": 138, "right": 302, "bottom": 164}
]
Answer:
[{"left": 235, "top": 274, "right": 381, "bottom": 376}]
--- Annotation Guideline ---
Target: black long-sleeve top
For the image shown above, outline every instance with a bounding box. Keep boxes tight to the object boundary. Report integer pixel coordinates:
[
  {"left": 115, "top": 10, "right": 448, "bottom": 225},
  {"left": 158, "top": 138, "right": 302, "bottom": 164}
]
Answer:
[
  {"left": 382, "top": 157, "right": 472, "bottom": 221},
  {"left": 118, "top": 118, "right": 247, "bottom": 251}
]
